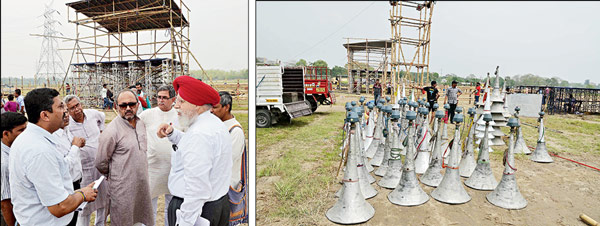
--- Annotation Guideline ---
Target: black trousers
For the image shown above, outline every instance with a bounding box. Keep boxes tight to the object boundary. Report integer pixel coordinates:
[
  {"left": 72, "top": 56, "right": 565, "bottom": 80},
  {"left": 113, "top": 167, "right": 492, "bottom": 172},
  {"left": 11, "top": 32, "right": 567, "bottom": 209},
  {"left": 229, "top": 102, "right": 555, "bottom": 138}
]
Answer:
[
  {"left": 67, "top": 180, "right": 81, "bottom": 226},
  {"left": 449, "top": 103, "right": 457, "bottom": 123},
  {"left": 428, "top": 101, "right": 436, "bottom": 113},
  {"left": 168, "top": 194, "right": 229, "bottom": 226}
]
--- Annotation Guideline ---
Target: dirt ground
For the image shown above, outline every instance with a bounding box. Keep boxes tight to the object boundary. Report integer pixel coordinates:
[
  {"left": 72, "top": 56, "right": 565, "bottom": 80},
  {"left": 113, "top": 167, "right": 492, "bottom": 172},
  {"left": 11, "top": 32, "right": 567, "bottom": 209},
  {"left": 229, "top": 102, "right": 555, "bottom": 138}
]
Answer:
[{"left": 257, "top": 91, "right": 600, "bottom": 226}]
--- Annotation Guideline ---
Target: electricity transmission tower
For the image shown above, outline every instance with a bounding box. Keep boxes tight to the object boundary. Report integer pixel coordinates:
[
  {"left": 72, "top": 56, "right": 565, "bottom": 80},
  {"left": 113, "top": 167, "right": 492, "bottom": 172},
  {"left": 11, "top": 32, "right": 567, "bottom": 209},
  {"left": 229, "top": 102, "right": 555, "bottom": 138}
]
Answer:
[{"left": 33, "top": 2, "right": 66, "bottom": 88}]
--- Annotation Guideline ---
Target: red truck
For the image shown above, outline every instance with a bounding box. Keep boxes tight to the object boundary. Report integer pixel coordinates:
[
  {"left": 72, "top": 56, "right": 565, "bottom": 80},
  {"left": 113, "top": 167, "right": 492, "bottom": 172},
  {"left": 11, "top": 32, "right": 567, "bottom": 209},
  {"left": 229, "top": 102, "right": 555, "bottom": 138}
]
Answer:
[{"left": 304, "top": 66, "right": 336, "bottom": 112}]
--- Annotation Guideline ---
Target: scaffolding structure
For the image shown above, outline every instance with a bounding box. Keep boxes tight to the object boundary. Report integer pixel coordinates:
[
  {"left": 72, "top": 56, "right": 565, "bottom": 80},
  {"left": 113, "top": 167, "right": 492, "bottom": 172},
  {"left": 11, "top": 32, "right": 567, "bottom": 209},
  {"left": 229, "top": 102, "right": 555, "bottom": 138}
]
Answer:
[
  {"left": 513, "top": 86, "right": 600, "bottom": 115},
  {"left": 62, "top": 0, "right": 203, "bottom": 108},
  {"left": 389, "top": 0, "right": 435, "bottom": 101},
  {"left": 342, "top": 38, "right": 392, "bottom": 94}
]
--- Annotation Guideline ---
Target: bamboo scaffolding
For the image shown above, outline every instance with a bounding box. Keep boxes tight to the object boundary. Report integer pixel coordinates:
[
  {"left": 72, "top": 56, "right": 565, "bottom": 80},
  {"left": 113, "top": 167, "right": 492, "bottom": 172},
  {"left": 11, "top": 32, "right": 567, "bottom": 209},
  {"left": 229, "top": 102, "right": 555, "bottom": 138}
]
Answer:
[
  {"left": 389, "top": 1, "right": 435, "bottom": 102},
  {"left": 61, "top": 0, "right": 211, "bottom": 109}
]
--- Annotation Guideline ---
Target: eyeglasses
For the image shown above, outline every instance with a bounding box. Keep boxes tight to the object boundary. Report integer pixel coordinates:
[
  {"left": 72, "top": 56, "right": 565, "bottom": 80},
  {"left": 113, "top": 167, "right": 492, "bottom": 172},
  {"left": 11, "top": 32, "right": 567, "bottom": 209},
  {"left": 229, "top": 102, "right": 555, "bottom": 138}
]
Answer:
[
  {"left": 118, "top": 102, "right": 137, "bottom": 108},
  {"left": 68, "top": 103, "right": 81, "bottom": 112}
]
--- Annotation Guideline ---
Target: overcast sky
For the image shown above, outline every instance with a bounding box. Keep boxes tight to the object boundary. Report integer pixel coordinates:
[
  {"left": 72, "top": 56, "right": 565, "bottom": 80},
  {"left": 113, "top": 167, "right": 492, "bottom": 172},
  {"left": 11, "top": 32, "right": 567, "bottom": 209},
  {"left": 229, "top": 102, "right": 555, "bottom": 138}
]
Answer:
[
  {"left": 1, "top": 0, "right": 248, "bottom": 78},
  {"left": 257, "top": 1, "right": 600, "bottom": 84}
]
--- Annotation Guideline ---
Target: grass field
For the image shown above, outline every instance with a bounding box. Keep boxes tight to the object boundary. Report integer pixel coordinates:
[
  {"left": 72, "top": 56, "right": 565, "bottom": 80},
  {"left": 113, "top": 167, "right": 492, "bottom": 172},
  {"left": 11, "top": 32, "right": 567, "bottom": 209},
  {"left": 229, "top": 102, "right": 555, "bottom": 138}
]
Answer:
[
  {"left": 257, "top": 109, "right": 346, "bottom": 224},
  {"left": 256, "top": 92, "right": 600, "bottom": 225}
]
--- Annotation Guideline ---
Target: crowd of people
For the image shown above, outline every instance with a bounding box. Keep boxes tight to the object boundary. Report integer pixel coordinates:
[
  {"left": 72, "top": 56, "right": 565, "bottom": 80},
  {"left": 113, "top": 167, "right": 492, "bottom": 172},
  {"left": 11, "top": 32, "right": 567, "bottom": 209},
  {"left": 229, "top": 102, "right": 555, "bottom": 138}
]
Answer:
[
  {"left": 0, "top": 75, "right": 248, "bottom": 226},
  {"left": 371, "top": 79, "right": 468, "bottom": 123}
]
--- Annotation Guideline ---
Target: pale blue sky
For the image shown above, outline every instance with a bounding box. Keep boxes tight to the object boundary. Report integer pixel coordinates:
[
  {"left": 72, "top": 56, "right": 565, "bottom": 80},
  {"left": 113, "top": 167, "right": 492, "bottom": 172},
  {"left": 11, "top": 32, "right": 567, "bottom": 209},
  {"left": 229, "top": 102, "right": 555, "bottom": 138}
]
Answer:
[
  {"left": 257, "top": 1, "right": 600, "bottom": 84},
  {"left": 1, "top": 0, "right": 248, "bottom": 78}
]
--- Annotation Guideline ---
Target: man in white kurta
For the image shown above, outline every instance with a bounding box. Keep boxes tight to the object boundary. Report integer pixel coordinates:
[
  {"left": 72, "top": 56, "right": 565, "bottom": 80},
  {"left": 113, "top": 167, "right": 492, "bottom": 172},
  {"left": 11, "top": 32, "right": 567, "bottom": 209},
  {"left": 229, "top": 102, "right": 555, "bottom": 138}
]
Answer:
[
  {"left": 211, "top": 91, "right": 248, "bottom": 224},
  {"left": 64, "top": 95, "right": 108, "bottom": 226},
  {"left": 139, "top": 85, "right": 178, "bottom": 226},
  {"left": 157, "top": 76, "right": 232, "bottom": 226},
  {"left": 53, "top": 111, "right": 86, "bottom": 226},
  {"left": 53, "top": 113, "right": 85, "bottom": 185},
  {"left": 211, "top": 92, "right": 246, "bottom": 189}
]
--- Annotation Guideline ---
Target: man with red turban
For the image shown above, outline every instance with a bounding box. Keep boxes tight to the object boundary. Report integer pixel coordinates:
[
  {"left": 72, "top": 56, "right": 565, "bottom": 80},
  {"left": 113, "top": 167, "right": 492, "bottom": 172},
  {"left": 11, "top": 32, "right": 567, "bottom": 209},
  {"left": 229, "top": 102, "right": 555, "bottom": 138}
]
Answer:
[{"left": 157, "top": 76, "right": 232, "bottom": 226}]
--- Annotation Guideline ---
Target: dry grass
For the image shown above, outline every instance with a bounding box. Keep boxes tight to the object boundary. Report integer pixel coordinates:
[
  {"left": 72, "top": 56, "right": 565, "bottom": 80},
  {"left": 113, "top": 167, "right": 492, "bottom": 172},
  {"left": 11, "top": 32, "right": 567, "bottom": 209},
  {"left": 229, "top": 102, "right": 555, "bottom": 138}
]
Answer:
[{"left": 256, "top": 95, "right": 358, "bottom": 225}]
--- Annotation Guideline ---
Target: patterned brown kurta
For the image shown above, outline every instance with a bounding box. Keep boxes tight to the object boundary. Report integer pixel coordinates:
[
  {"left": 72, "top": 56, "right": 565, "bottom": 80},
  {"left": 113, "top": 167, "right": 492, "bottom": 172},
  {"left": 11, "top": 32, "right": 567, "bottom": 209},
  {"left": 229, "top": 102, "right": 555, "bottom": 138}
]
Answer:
[{"left": 95, "top": 116, "right": 154, "bottom": 226}]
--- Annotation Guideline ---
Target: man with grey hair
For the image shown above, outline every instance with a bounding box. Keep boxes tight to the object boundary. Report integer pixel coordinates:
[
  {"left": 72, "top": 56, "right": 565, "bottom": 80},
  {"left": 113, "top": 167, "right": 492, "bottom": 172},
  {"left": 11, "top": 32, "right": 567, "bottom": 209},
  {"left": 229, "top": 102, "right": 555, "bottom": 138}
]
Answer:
[
  {"left": 211, "top": 91, "right": 248, "bottom": 225},
  {"left": 140, "top": 85, "right": 177, "bottom": 225},
  {"left": 52, "top": 104, "right": 86, "bottom": 226},
  {"left": 95, "top": 90, "right": 153, "bottom": 226},
  {"left": 63, "top": 94, "right": 109, "bottom": 226}
]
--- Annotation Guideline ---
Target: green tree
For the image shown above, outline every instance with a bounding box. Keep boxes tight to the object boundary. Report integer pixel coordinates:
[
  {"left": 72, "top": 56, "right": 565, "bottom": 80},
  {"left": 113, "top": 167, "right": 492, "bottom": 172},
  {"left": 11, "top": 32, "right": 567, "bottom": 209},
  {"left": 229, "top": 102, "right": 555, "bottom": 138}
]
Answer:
[
  {"left": 296, "top": 59, "right": 307, "bottom": 66},
  {"left": 560, "top": 80, "right": 569, "bottom": 87},
  {"left": 310, "top": 59, "right": 328, "bottom": 68},
  {"left": 331, "top": 66, "right": 346, "bottom": 76}
]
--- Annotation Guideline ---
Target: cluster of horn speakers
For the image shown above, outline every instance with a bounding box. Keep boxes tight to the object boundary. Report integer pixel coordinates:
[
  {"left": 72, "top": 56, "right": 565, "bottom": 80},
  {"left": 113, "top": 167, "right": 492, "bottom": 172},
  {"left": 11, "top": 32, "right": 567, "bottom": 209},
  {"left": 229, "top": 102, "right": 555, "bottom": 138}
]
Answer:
[{"left": 326, "top": 97, "right": 550, "bottom": 224}]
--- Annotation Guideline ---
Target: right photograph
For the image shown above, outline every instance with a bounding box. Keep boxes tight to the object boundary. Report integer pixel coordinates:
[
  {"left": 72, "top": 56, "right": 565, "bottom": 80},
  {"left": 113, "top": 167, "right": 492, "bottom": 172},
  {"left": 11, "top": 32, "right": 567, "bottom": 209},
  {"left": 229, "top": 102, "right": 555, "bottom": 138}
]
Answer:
[{"left": 255, "top": 1, "right": 600, "bottom": 225}]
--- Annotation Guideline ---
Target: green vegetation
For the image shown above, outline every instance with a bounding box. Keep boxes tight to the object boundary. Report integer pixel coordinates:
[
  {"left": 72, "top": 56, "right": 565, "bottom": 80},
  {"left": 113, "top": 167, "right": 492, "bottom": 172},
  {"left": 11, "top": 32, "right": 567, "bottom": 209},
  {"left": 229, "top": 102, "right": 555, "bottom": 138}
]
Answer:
[
  {"left": 189, "top": 69, "right": 248, "bottom": 81},
  {"left": 257, "top": 111, "right": 346, "bottom": 223},
  {"left": 295, "top": 59, "right": 307, "bottom": 66},
  {"left": 258, "top": 56, "right": 599, "bottom": 88}
]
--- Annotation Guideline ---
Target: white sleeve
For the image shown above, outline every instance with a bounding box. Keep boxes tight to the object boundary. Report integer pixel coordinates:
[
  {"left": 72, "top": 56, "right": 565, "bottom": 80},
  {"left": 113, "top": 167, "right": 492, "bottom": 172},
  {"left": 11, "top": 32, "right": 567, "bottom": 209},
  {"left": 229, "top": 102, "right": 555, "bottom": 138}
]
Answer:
[
  {"left": 64, "top": 145, "right": 82, "bottom": 179},
  {"left": 98, "top": 110, "right": 106, "bottom": 132},
  {"left": 167, "top": 129, "right": 184, "bottom": 146},
  {"left": 230, "top": 127, "right": 245, "bottom": 177},
  {"left": 178, "top": 134, "right": 213, "bottom": 225}
]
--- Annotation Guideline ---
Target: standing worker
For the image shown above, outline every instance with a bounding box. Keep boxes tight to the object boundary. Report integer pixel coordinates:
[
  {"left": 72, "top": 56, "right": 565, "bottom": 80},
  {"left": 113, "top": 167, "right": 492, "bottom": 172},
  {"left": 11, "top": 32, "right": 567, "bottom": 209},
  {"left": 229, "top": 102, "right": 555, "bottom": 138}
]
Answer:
[
  {"left": 13, "top": 89, "right": 25, "bottom": 114},
  {"left": 473, "top": 82, "right": 481, "bottom": 104},
  {"left": 136, "top": 83, "right": 152, "bottom": 111},
  {"left": 412, "top": 81, "right": 440, "bottom": 113},
  {"left": 211, "top": 91, "right": 249, "bottom": 225},
  {"left": 444, "top": 81, "right": 462, "bottom": 123},
  {"left": 373, "top": 79, "right": 382, "bottom": 101},
  {"left": 139, "top": 85, "right": 178, "bottom": 226}
]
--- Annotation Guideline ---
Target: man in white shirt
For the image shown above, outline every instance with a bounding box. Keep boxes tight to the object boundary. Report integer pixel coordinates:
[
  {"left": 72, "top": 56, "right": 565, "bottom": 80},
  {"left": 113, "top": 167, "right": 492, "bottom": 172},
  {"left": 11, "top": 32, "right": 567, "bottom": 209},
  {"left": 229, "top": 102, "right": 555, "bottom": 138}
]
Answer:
[
  {"left": 53, "top": 110, "right": 86, "bottom": 226},
  {"left": 140, "top": 85, "right": 177, "bottom": 226},
  {"left": 211, "top": 91, "right": 245, "bottom": 188},
  {"left": 158, "top": 76, "right": 232, "bottom": 226},
  {"left": 211, "top": 91, "right": 248, "bottom": 225},
  {"left": 101, "top": 84, "right": 108, "bottom": 110},
  {"left": 1, "top": 112, "right": 28, "bottom": 226},
  {"left": 9, "top": 88, "right": 97, "bottom": 226},
  {"left": 64, "top": 95, "right": 109, "bottom": 226},
  {"left": 14, "top": 89, "right": 25, "bottom": 114}
]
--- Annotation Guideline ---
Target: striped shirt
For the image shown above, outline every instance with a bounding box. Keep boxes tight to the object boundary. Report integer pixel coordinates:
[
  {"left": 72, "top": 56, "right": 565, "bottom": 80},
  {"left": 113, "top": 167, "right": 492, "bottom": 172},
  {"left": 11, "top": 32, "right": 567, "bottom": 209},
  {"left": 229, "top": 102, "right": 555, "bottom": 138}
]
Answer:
[{"left": 1, "top": 142, "right": 10, "bottom": 201}]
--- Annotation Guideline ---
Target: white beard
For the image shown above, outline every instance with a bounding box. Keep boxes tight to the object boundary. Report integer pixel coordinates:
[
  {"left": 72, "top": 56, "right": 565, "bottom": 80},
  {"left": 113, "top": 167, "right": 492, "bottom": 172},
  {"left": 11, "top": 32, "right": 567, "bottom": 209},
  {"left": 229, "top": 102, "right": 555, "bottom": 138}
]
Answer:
[{"left": 177, "top": 109, "right": 198, "bottom": 131}]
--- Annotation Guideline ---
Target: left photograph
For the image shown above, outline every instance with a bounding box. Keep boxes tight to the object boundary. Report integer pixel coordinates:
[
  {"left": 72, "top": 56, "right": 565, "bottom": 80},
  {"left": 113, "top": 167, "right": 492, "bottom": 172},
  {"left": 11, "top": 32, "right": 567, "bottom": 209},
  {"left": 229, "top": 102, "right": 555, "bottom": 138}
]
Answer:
[{"left": 1, "top": 0, "right": 248, "bottom": 226}]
